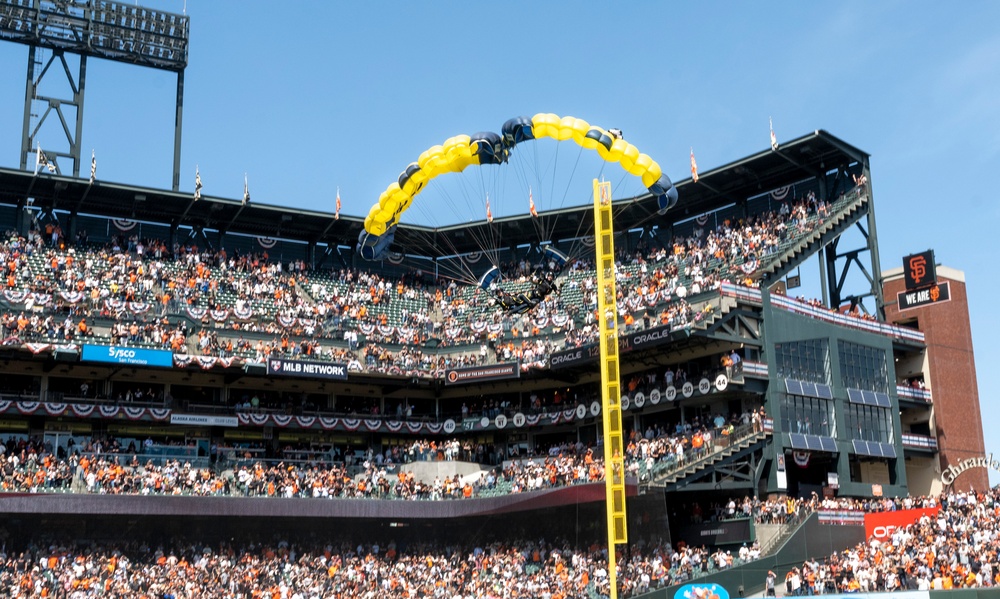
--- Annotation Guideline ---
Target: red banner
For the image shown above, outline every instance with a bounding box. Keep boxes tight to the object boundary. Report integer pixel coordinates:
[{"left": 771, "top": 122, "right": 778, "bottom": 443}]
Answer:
[{"left": 864, "top": 506, "right": 940, "bottom": 542}]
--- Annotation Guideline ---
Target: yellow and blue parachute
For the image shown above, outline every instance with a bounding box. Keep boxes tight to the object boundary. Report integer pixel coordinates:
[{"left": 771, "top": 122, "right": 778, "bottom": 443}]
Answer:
[{"left": 357, "top": 114, "right": 678, "bottom": 260}]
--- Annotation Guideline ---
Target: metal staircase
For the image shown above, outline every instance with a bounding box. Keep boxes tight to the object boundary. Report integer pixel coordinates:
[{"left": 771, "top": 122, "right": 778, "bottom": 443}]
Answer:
[
  {"left": 646, "top": 424, "right": 772, "bottom": 488},
  {"left": 757, "top": 191, "right": 870, "bottom": 285}
]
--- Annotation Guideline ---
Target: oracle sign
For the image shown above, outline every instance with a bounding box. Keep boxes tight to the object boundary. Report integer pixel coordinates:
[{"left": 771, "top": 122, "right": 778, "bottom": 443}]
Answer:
[{"left": 864, "top": 506, "right": 940, "bottom": 542}]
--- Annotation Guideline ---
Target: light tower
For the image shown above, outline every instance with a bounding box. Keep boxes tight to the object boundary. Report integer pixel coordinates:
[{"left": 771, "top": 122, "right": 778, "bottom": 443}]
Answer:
[{"left": 0, "top": 0, "right": 189, "bottom": 188}]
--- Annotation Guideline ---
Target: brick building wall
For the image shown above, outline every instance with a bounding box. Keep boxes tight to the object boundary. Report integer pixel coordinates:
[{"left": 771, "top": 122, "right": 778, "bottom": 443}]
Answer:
[{"left": 883, "top": 265, "right": 987, "bottom": 491}]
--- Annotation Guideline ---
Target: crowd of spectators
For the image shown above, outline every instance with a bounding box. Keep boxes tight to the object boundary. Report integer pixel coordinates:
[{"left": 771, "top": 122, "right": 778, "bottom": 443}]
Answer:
[
  {"left": 776, "top": 292, "right": 880, "bottom": 323},
  {"left": 775, "top": 488, "right": 1000, "bottom": 593},
  {"left": 0, "top": 184, "right": 865, "bottom": 381},
  {"left": 4, "top": 485, "right": 996, "bottom": 598},
  {"left": 0, "top": 537, "right": 681, "bottom": 599},
  {"left": 0, "top": 407, "right": 770, "bottom": 501}
]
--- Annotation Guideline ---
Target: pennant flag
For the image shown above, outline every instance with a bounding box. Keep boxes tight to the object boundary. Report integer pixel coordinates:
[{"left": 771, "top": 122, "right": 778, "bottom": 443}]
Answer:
[
  {"left": 242, "top": 174, "right": 250, "bottom": 206},
  {"left": 770, "top": 117, "right": 779, "bottom": 151},
  {"left": 90, "top": 149, "right": 96, "bottom": 183},
  {"left": 194, "top": 166, "right": 202, "bottom": 201},
  {"left": 690, "top": 148, "right": 699, "bottom": 183},
  {"left": 35, "top": 143, "right": 56, "bottom": 175},
  {"left": 529, "top": 187, "right": 538, "bottom": 218},
  {"left": 335, "top": 187, "right": 341, "bottom": 220},
  {"left": 486, "top": 194, "right": 493, "bottom": 223}
]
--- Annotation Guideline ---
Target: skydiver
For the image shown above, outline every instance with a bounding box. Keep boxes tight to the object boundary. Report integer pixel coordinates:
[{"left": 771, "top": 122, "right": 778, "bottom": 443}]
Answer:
[
  {"left": 529, "top": 272, "right": 556, "bottom": 301},
  {"left": 493, "top": 286, "right": 537, "bottom": 315}
]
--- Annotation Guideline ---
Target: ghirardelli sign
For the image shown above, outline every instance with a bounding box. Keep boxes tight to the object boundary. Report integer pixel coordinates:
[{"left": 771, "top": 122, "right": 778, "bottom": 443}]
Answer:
[{"left": 942, "top": 454, "right": 999, "bottom": 486}]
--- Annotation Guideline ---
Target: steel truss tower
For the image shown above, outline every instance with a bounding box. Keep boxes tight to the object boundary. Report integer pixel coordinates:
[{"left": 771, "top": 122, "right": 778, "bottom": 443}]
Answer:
[{"left": 0, "top": 0, "right": 189, "bottom": 188}]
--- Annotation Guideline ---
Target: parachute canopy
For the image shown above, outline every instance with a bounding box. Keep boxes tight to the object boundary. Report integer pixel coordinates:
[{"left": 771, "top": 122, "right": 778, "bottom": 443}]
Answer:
[
  {"left": 357, "top": 225, "right": 397, "bottom": 261},
  {"left": 357, "top": 114, "right": 678, "bottom": 260}
]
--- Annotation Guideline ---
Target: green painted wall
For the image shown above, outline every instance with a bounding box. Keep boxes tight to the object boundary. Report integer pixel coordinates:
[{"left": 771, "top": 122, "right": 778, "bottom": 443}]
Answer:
[{"left": 760, "top": 290, "right": 907, "bottom": 497}]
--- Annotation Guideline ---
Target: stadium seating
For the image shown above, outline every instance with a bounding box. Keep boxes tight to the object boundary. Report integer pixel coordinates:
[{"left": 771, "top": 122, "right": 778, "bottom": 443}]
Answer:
[{"left": 0, "top": 185, "right": 868, "bottom": 380}]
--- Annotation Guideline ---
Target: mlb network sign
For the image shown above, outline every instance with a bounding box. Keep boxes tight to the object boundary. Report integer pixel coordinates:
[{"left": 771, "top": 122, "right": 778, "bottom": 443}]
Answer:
[
  {"left": 81, "top": 344, "right": 174, "bottom": 368},
  {"left": 267, "top": 358, "right": 348, "bottom": 380}
]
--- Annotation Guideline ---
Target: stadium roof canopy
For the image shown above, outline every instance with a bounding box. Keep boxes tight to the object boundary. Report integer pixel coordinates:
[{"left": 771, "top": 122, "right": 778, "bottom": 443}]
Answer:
[{"left": 0, "top": 130, "right": 867, "bottom": 257}]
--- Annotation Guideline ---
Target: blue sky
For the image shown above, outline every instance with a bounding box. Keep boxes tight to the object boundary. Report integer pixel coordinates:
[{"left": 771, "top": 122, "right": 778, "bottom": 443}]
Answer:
[{"left": 0, "top": 1, "right": 998, "bottom": 484}]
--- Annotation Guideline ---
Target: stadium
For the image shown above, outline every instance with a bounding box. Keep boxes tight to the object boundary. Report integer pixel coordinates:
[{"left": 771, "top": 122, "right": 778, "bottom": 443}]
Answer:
[{"left": 0, "top": 2, "right": 994, "bottom": 598}]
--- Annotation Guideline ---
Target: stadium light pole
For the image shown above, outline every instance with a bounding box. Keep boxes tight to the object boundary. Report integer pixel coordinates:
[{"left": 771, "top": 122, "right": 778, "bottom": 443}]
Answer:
[
  {"left": 593, "top": 178, "right": 627, "bottom": 599},
  {"left": 0, "top": 0, "right": 189, "bottom": 187}
]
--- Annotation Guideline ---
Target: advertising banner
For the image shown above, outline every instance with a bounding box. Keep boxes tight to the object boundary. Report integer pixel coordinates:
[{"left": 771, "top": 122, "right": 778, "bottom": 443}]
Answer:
[
  {"left": 817, "top": 510, "right": 865, "bottom": 526},
  {"left": 549, "top": 323, "right": 679, "bottom": 369},
  {"left": 864, "top": 506, "right": 940, "bottom": 543},
  {"left": 675, "top": 518, "right": 752, "bottom": 546},
  {"left": 170, "top": 414, "right": 239, "bottom": 428},
  {"left": 445, "top": 362, "right": 519, "bottom": 385},
  {"left": 81, "top": 344, "right": 174, "bottom": 368},
  {"left": 548, "top": 345, "right": 598, "bottom": 369},
  {"left": 266, "top": 358, "right": 348, "bottom": 380},
  {"left": 897, "top": 281, "right": 950, "bottom": 311}
]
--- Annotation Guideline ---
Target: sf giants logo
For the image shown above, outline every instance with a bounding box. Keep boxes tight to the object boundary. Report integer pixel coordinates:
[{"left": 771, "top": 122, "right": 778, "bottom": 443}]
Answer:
[
  {"left": 908, "top": 255, "right": 927, "bottom": 285},
  {"left": 929, "top": 285, "right": 940, "bottom": 302}
]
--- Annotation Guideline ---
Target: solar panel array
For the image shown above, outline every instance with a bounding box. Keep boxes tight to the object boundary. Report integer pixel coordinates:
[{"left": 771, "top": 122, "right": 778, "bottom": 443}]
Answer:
[
  {"left": 846, "top": 388, "right": 891, "bottom": 408},
  {"left": 784, "top": 379, "right": 833, "bottom": 400},
  {"left": 851, "top": 439, "right": 898, "bottom": 459},
  {"left": 788, "top": 433, "right": 838, "bottom": 453}
]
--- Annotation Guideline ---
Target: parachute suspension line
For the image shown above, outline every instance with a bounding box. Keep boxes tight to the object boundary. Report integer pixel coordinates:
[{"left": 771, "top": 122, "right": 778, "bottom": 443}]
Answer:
[
  {"left": 504, "top": 140, "right": 584, "bottom": 268},
  {"left": 477, "top": 163, "right": 504, "bottom": 270},
  {"left": 415, "top": 164, "right": 501, "bottom": 272},
  {"left": 406, "top": 197, "right": 487, "bottom": 283},
  {"left": 543, "top": 142, "right": 588, "bottom": 245},
  {"left": 428, "top": 263, "right": 480, "bottom": 288},
  {"left": 410, "top": 186, "right": 501, "bottom": 286},
  {"left": 507, "top": 136, "right": 589, "bottom": 261},
  {"left": 560, "top": 165, "right": 610, "bottom": 264},
  {"left": 402, "top": 251, "right": 479, "bottom": 288},
  {"left": 505, "top": 141, "right": 549, "bottom": 254},
  {"left": 403, "top": 229, "right": 479, "bottom": 287},
  {"left": 508, "top": 139, "right": 547, "bottom": 248},
  {"left": 479, "top": 162, "right": 508, "bottom": 269}
]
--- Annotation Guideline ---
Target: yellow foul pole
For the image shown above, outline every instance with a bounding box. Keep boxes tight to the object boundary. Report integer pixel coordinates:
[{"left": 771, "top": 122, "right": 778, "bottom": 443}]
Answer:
[{"left": 593, "top": 178, "right": 627, "bottom": 599}]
